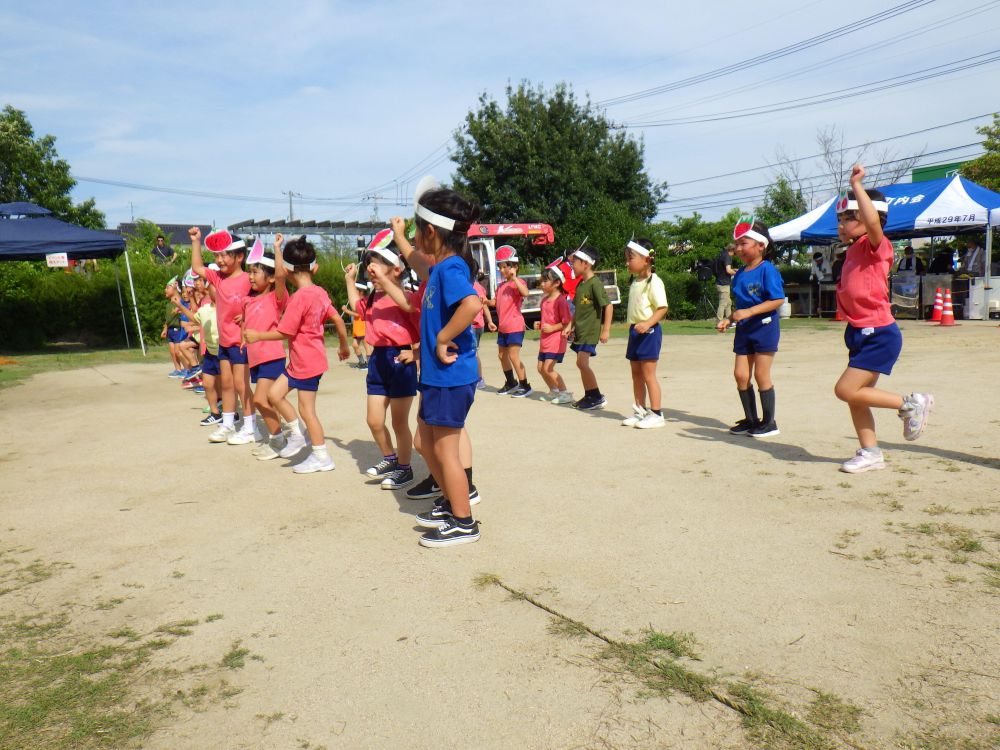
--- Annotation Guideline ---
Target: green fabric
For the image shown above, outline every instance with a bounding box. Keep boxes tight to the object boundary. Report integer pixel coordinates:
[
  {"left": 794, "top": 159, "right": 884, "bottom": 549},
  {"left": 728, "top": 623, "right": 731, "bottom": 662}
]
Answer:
[
  {"left": 572, "top": 275, "right": 609, "bottom": 344},
  {"left": 165, "top": 303, "right": 181, "bottom": 327}
]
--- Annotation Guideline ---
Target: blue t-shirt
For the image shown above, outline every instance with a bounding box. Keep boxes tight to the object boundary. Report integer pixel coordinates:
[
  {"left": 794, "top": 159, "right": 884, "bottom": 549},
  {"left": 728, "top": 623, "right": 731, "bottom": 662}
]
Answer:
[
  {"left": 419, "top": 255, "right": 478, "bottom": 387},
  {"left": 731, "top": 261, "right": 784, "bottom": 312}
]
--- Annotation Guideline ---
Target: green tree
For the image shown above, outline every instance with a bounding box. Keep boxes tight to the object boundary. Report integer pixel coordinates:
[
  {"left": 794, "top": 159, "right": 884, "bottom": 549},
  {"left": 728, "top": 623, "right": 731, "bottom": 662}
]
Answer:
[
  {"left": 0, "top": 105, "right": 104, "bottom": 228},
  {"left": 961, "top": 113, "right": 1000, "bottom": 191},
  {"left": 756, "top": 176, "right": 807, "bottom": 228},
  {"left": 452, "top": 82, "right": 667, "bottom": 247}
]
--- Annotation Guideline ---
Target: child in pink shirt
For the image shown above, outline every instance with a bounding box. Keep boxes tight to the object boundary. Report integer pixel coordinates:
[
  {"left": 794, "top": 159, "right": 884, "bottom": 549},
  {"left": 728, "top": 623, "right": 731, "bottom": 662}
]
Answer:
[
  {"left": 472, "top": 273, "right": 496, "bottom": 389},
  {"left": 533, "top": 267, "right": 573, "bottom": 404},
  {"left": 245, "top": 236, "right": 349, "bottom": 474},
  {"left": 191, "top": 227, "right": 253, "bottom": 444},
  {"left": 344, "top": 234, "right": 422, "bottom": 491},
  {"left": 833, "top": 164, "right": 933, "bottom": 474},
  {"left": 489, "top": 245, "right": 531, "bottom": 397}
]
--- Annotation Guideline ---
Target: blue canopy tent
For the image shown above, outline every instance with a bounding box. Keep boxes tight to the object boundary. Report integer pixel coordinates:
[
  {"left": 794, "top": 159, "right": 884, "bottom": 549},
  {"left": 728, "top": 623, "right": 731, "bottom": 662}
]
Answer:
[
  {"left": 771, "top": 175, "right": 1000, "bottom": 293},
  {"left": 0, "top": 202, "right": 146, "bottom": 354}
]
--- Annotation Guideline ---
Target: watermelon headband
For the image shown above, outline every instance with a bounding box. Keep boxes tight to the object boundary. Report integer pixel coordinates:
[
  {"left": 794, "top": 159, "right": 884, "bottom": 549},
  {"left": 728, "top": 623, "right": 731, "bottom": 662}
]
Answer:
[
  {"left": 496, "top": 245, "right": 518, "bottom": 264},
  {"left": 733, "top": 215, "right": 769, "bottom": 247},
  {"left": 182, "top": 269, "right": 197, "bottom": 288},
  {"left": 626, "top": 240, "right": 652, "bottom": 257},
  {"left": 835, "top": 191, "right": 888, "bottom": 214},
  {"left": 365, "top": 228, "right": 401, "bottom": 267},
  {"left": 204, "top": 229, "right": 245, "bottom": 254},
  {"left": 246, "top": 238, "right": 276, "bottom": 268}
]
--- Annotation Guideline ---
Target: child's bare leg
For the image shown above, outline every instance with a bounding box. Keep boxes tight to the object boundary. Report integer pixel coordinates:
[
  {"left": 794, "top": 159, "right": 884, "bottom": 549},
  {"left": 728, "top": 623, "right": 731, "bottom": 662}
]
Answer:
[
  {"left": 641, "top": 360, "right": 661, "bottom": 411},
  {"left": 733, "top": 355, "right": 751, "bottom": 390},
  {"left": 537, "top": 360, "right": 555, "bottom": 390},
  {"left": 218, "top": 360, "right": 236, "bottom": 413},
  {"left": 834, "top": 368, "right": 903, "bottom": 449},
  {"left": 417, "top": 417, "right": 438, "bottom": 480},
  {"left": 389, "top": 397, "right": 414, "bottom": 465},
  {"left": 254, "top": 379, "right": 280, "bottom": 435},
  {"left": 168, "top": 342, "right": 181, "bottom": 370},
  {"left": 630, "top": 360, "right": 645, "bottom": 406},
  {"left": 366, "top": 395, "right": 393, "bottom": 456},
  {"left": 202, "top": 373, "right": 219, "bottom": 413},
  {"left": 233, "top": 364, "right": 253, "bottom": 417},
  {"left": 432, "top": 426, "right": 470, "bottom": 518},
  {"left": 268, "top": 375, "right": 297, "bottom": 424},
  {"left": 751, "top": 353, "right": 774, "bottom": 391},
  {"left": 296, "top": 390, "right": 324, "bottom": 446},
  {"left": 498, "top": 346, "right": 511, "bottom": 372},
  {"left": 576, "top": 351, "right": 597, "bottom": 391},
  {"left": 508, "top": 345, "right": 526, "bottom": 381}
]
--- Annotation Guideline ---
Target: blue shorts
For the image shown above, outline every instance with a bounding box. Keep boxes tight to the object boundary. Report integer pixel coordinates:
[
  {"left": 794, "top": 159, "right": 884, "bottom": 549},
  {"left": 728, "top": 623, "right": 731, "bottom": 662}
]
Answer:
[
  {"left": 367, "top": 346, "right": 418, "bottom": 398},
  {"left": 538, "top": 351, "right": 565, "bottom": 363},
  {"left": 473, "top": 327, "right": 483, "bottom": 347},
  {"left": 733, "top": 314, "right": 780, "bottom": 355},
  {"left": 286, "top": 373, "right": 322, "bottom": 392},
  {"left": 218, "top": 344, "right": 249, "bottom": 365},
  {"left": 201, "top": 351, "right": 221, "bottom": 376},
  {"left": 844, "top": 322, "right": 902, "bottom": 375},
  {"left": 497, "top": 331, "right": 525, "bottom": 347},
  {"left": 625, "top": 323, "right": 662, "bottom": 361},
  {"left": 570, "top": 342, "right": 598, "bottom": 356},
  {"left": 167, "top": 326, "right": 188, "bottom": 344},
  {"left": 250, "top": 358, "right": 285, "bottom": 384},
  {"left": 418, "top": 383, "right": 476, "bottom": 428}
]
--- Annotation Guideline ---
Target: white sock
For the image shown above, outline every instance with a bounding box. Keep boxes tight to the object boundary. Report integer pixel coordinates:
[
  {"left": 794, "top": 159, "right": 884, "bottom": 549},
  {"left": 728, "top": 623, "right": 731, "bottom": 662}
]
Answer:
[
  {"left": 288, "top": 420, "right": 303, "bottom": 436},
  {"left": 268, "top": 431, "right": 282, "bottom": 445},
  {"left": 244, "top": 414, "right": 256, "bottom": 432},
  {"left": 312, "top": 444, "right": 330, "bottom": 460},
  {"left": 222, "top": 412, "right": 235, "bottom": 429}
]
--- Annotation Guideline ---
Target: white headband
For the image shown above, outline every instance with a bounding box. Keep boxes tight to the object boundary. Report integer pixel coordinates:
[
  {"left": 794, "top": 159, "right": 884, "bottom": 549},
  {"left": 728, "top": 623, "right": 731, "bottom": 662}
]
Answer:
[
  {"left": 256, "top": 255, "right": 275, "bottom": 269},
  {"left": 549, "top": 265, "right": 565, "bottom": 283},
  {"left": 415, "top": 203, "right": 456, "bottom": 231},
  {"left": 573, "top": 249, "right": 596, "bottom": 265},
  {"left": 283, "top": 261, "right": 318, "bottom": 272},
  {"left": 739, "top": 229, "right": 770, "bottom": 247},
  {"left": 370, "top": 247, "right": 401, "bottom": 267},
  {"left": 626, "top": 240, "right": 651, "bottom": 257},
  {"left": 836, "top": 197, "right": 889, "bottom": 214}
]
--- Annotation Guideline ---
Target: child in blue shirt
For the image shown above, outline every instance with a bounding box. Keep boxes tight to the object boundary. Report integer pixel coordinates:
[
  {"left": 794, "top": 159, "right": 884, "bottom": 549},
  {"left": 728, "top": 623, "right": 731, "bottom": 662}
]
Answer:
[
  {"left": 717, "top": 217, "right": 785, "bottom": 438},
  {"left": 410, "top": 186, "right": 483, "bottom": 548}
]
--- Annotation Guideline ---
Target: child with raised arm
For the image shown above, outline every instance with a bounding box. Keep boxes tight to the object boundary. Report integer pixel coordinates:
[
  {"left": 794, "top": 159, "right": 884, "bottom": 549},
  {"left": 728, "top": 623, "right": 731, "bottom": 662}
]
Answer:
[
  {"left": 472, "top": 270, "right": 495, "bottom": 390},
  {"left": 564, "top": 246, "right": 612, "bottom": 410},
  {"left": 833, "top": 164, "right": 932, "bottom": 473},
  {"left": 190, "top": 227, "right": 253, "bottom": 443},
  {"left": 244, "top": 236, "right": 349, "bottom": 474},
  {"left": 344, "top": 231, "right": 421, "bottom": 491},
  {"left": 622, "top": 239, "right": 668, "bottom": 429},
  {"left": 490, "top": 245, "right": 531, "bottom": 397},
  {"left": 533, "top": 267, "right": 572, "bottom": 403},
  {"left": 716, "top": 216, "right": 784, "bottom": 438}
]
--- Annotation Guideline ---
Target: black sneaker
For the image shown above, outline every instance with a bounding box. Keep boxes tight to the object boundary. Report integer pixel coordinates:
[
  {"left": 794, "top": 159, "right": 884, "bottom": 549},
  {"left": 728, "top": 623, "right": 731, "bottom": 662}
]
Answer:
[
  {"left": 415, "top": 499, "right": 452, "bottom": 529},
  {"left": 468, "top": 484, "right": 481, "bottom": 506},
  {"left": 381, "top": 466, "right": 414, "bottom": 490},
  {"left": 572, "top": 396, "right": 589, "bottom": 409},
  {"left": 406, "top": 475, "right": 442, "bottom": 500},
  {"left": 419, "top": 517, "right": 480, "bottom": 548},
  {"left": 497, "top": 382, "right": 516, "bottom": 395},
  {"left": 728, "top": 419, "right": 756, "bottom": 435},
  {"left": 200, "top": 413, "right": 222, "bottom": 427},
  {"left": 578, "top": 395, "right": 606, "bottom": 411},
  {"left": 509, "top": 385, "right": 532, "bottom": 398},
  {"left": 365, "top": 457, "right": 398, "bottom": 478},
  {"left": 749, "top": 420, "right": 780, "bottom": 438}
]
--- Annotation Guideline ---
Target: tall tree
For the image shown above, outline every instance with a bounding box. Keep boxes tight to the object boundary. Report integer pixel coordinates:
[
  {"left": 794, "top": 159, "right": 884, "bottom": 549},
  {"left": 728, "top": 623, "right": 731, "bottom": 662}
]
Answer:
[
  {"left": 0, "top": 105, "right": 104, "bottom": 229},
  {"left": 756, "top": 175, "right": 807, "bottom": 227},
  {"left": 961, "top": 113, "right": 1000, "bottom": 191},
  {"left": 452, "top": 83, "right": 667, "bottom": 243}
]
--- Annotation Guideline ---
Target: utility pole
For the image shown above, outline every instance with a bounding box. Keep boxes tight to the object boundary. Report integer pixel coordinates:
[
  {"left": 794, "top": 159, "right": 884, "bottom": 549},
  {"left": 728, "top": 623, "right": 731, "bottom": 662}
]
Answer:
[
  {"left": 282, "top": 190, "right": 300, "bottom": 222},
  {"left": 365, "top": 192, "right": 384, "bottom": 223}
]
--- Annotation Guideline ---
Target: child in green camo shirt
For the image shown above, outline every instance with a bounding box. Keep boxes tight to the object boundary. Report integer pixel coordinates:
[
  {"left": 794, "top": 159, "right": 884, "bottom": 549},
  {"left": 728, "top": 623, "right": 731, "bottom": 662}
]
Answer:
[{"left": 563, "top": 246, "right": 612, "bottom": 410}]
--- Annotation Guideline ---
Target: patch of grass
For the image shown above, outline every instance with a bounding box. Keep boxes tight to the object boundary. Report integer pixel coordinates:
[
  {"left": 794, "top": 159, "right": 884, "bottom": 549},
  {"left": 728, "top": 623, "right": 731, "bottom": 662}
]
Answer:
[
  {"left": 945, "top": 575, "right": 967, "bottom": 584},
  {"left": 948, "top": 553, "right": 970, "bottom": 565},
  {"left": 887, "top": 500, "right": 905, "bottom": 512},
  {"left": 95, "top": 597, "right": 125, "bottom": 611},
  {"left": 837, "top": 482, "right": 850, "bottom": 489},
  {"left": 834, "top": 530, "right": 860, "bottom": 549},
  {"left": 946, "top": 536, "right": 984, "bottom": 553},
  {"left": 982, "top": 572, "right": 1000, "bottom": 590},
  {"left": 0, "top": 556, "right": 72, "bottom": 596},
  {"left": 204, "top": 613, "right": 224, "bottom": 623},
  {"left": 547, "top": 617, "right": 589, "bottom": 639},
  {"left": 170, "top": 570, "right": 185, "bottom": 579},
  {"left": 108, "top": 627, "right": 139, "bottom": 641},
  {"left": 221, "top": 641, "right": 251, "bottom": 669},
  {"left": 256, "top": 711, "right": 284, "bottom": 726},
  {"left": 865, "top": 548, "right": 888, "bottom": 561},
  {"left": 156, "top": 619, "right": 199, "bottom": 637},
  {"left": 967, "top": 506, "right": 995, "bottom": 516},
  {"left": 728, "top": 682, "right": 833, "bottom": 749},
  {"left": 923, "top": 504, "right": 956, "bottom": 516},
  {"left": 121, "top": 582, "right": 144, "bottom": 589}
]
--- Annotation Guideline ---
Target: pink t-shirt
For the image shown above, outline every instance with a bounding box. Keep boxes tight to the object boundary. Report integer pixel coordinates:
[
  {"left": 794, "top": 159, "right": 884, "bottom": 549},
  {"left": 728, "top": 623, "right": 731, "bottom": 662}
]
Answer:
[
  {"left": 243, "top": 291, "right": 287, "bottom": 367},
  {"left": 204, "top": 268, "right": 251, "bottom": 347},
  {"left": 540, "top": 294, "right": 572, "bottom": 354},
  {"left": 472, "top": 282, "right": 487, "bottom": 329},
  {"left": 496, "top": 279, "right": 525, "bottom": 334},
  {"left": 836, "top": 235, "right": 895, "bottom": 328},
  {"left": 278, "top": 285, "right": 333, "bottom": 379},
  {"left": 355, "top": 290, "right": 421, "bottom": 347}
]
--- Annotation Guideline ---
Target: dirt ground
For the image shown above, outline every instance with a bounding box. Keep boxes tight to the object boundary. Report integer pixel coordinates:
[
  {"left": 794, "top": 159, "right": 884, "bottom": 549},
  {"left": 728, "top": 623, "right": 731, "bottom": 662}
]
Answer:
[{"left": 2, "top": 321, "right": 999, "bottom": 749}]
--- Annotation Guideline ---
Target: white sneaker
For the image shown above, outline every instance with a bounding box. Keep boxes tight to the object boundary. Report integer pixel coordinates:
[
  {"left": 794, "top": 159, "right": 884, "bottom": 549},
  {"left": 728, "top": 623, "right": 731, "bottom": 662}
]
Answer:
[
  {"left": 635, "top": 411, "right": 666, "bottom": 429},
  {"left": 255, "top": 442, "right": 281, "bottom": 461},
  {"left": 208, "top": 425, "right": 235, "bottom": 443},
  {"left": 899, "top": 393, "right": 933, "bottom": 441},
  {"left": 538, "top": 390, "right": 558, "bottom": 402},
  {"left": 621, "top": 404, "right": 648, "bottom": 427},
  {"left": 840, "top": 448, "right": 886, "bottom": 474},
  {"left": 279, "top": 432, "right": 307, "bottom": 458},
  {"left": 293, "top": 451, "right": 335, "bottom": 474},
  {"left": 551, "top": 391, "right": 573, "bottom": 405},
  {"left": 227, "top": 425, "right": 255, "bottom": 445}
]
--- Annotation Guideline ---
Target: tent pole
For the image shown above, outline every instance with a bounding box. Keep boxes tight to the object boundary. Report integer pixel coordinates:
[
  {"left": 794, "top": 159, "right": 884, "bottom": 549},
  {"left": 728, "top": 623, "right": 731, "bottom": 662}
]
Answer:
[
  {"left": 114, "top": 259, "right": 131, "bottom": 349},
  {"left": 122, "top": 248, "right": 147, "bottom": 356}
]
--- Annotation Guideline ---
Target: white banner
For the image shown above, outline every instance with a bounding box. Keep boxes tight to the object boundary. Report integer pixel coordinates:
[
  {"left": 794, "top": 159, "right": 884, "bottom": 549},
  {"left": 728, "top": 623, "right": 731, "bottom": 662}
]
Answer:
[{"left": 45, "top": 252, "right": 69, "bottom": 268}]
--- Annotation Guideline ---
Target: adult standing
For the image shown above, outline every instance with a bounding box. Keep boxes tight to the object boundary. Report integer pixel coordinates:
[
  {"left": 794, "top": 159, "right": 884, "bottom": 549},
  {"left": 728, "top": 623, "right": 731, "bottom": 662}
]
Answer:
[
  {"left": 152, "top": 234, "right": 174, "bottom": 263},
  {"left": 960, "top": 238, "right": 985, "bottom": 277},
  {"left": 714, "top": 243, "right": 736, "bottom": 322},
  {"left": 895, "top": 245, "right": 925, "bottom": 274}
]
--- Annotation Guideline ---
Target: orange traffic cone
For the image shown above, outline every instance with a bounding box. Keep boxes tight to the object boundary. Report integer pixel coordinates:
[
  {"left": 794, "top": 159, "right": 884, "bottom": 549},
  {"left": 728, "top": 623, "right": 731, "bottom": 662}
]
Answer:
[
  {"left": 927, "top": 288, "right": 943, "bottom": 322},
  {"left": 938, "top": 289, "right": 957, "bottom": 326},
  {"left": 833, "top": 304, "right": 844, "bottom": 322}
]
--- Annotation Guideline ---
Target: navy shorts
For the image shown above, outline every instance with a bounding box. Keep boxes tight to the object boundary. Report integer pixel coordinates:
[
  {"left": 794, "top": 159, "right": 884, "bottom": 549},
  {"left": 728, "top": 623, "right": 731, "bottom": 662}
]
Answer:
[
  {"left": 167, "top": 326, "right": 187, "bottom": 344},
  {"left": 286, "top": 373, "right": 322, "bottom": 392},
  {"left": 250, "top": 358, "right": 285, "bottom": 384},
  {"left": 418, "top": 383, "right": 476, "bottom": 428},
  {"left": 473, "top": 327, "right": 483, "bottom": 348},
  {"left": 218, "top": 344, "right": 249, "bottom": 365},
  {"left": 844, "top": 322, "right": 902, "bottom": 375},
  {"left": 367, "top": 346, "right": 418, "bottom": 398},
  {"left": 570, "top": 342, "right": 598, "bottom": 356},
  {"left": 733, "top": 314, "right": 780, "bottom": 355},
  {"left": 538, "top": 351, "right": 565, "bottom": 363},
  {"left": 201, "top": 351, "right": 221, "bottom": 376},
  {"left": 497, "top": 331, "right": 524, "bottom": 347},
  {"left": 625, "top": 323, "right": 662, "bottom": 361}
]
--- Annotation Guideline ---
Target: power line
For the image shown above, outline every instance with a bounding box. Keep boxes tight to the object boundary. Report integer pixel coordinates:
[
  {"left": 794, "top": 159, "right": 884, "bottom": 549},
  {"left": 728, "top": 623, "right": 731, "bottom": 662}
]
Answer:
[{"left": 596, "top": 0, "right": 937, "bottom": 107}]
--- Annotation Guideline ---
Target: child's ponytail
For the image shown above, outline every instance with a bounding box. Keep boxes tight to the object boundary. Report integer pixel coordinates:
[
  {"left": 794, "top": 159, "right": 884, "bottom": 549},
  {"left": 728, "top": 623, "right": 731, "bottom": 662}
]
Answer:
[{"left": 415, "top": 188, "right": 482, "bottom": 279}]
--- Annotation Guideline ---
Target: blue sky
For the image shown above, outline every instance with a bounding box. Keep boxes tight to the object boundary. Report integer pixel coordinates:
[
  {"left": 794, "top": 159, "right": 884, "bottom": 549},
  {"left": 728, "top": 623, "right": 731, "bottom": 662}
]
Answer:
[{"left": 2, "top": 0, "right": 996, "bottom": 230}]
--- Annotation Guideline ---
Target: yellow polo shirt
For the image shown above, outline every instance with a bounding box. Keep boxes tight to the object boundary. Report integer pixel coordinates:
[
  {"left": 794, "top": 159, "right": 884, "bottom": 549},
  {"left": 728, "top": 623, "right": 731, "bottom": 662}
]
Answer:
[{"left": 626, "top": 274, "right": 668, "bottom": 324}]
